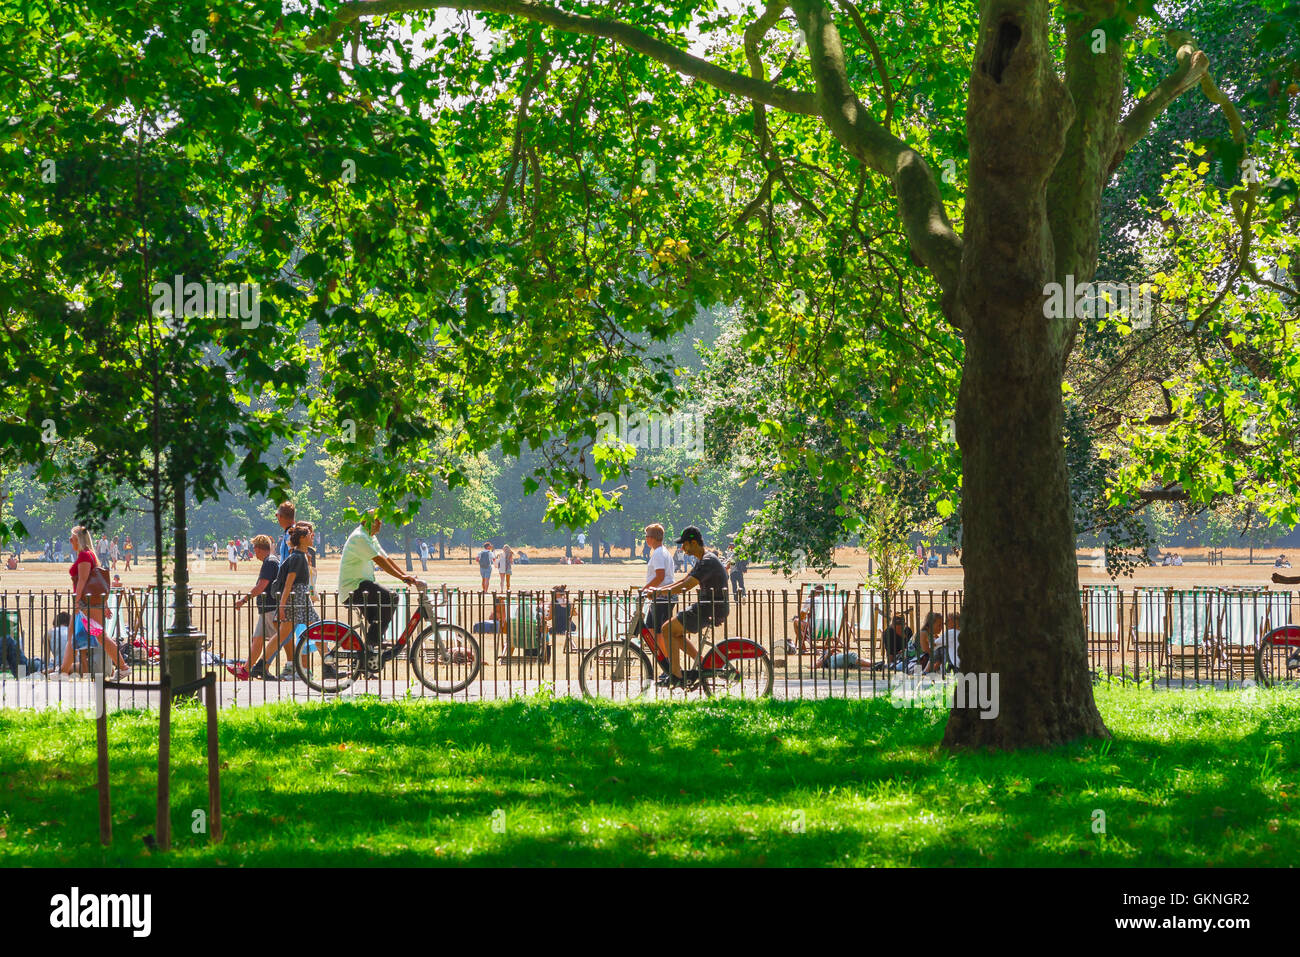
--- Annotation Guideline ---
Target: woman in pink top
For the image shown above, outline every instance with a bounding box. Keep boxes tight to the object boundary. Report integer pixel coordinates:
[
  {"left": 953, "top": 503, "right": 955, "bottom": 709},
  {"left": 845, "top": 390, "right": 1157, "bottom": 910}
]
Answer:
[{"left": 60, "top": 526, "right": 128, "bottom": 676}]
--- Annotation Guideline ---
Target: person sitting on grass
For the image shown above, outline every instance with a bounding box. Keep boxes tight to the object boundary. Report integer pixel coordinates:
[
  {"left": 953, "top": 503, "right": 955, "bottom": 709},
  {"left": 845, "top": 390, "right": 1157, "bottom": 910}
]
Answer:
[
  {"left": 1275, "top": 555, "right": 1291, "bottom": 569},
  {"left": 878, "top": 610, "right": 913, "bottom": 669},
  {"left": 549, "top": 586, "right": 577, "bottom": 649},
  {"left": 812, "top": 648, "right": 871, "bottom": 671},
  {"left": 916, "top": 611, "right": 945, "bottom": 674},
  {"left": 930, "top": 610, "right": 962, "bottom": 671}
]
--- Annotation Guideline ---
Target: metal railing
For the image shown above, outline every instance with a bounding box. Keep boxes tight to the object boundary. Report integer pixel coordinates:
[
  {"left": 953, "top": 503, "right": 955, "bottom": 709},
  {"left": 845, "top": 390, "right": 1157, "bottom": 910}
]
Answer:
[{"left": 0, "top": 585, "right": 1292, "bottom": 711}]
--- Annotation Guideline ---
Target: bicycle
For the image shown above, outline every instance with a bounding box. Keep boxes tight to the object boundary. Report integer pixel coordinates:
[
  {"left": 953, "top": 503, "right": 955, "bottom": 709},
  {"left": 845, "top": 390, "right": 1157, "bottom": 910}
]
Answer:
[
  {"left": 578, "top": 596, "right": 773, "bottom": 700},
  {"left": 293, "top": 580, "right": 481, "bottom": 694},
  {"left": 1255, "top": 624, "right": 1300, "bottom": 687}
]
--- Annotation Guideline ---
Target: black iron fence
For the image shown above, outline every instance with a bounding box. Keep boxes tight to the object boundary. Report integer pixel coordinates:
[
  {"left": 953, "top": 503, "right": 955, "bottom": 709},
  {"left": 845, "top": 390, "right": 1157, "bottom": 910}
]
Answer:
[{"left": 0, "top": 584, "right": 1292, "bottom": 711}]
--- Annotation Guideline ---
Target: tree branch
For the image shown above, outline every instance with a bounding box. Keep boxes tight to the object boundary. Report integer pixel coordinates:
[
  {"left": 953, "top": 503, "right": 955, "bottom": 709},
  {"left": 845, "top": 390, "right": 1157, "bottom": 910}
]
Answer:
[
  {"left": 790, "top": 0, "right": 962, "bottom": 301},
  {"left": 1107, "top": 31, "right": 1210, "bottom": 177},
  {"left": 307, "top": 0, "right": 820, "bottom": 115}
]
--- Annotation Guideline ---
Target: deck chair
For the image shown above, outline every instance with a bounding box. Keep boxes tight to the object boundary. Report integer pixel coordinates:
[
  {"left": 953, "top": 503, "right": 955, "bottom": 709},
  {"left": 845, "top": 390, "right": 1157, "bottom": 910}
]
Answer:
[
  {"left": 1216, "top": 590, "right": 1273, "bottom": 680},
  {"left": 0, "top": 606, "right": 30, "bottom": 677},
  {"left": 799, "top": 589, "right": 851, "bottom": 656},
  {"left": 1167, "top": 589, "right": 1220, "bottom": 678},
  {"left": 1082, "top": 586, "right": 1123, "bottom": 674},
  {"left": 1128, "top": 588, "right": 1169, "bottom": 676},
  {"left": 503, "top": 594, "right": 550, "bottom": 663}
]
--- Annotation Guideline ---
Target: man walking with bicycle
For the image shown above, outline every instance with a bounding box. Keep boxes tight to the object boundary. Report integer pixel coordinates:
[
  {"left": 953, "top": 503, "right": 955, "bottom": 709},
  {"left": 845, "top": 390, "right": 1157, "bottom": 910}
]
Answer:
[
  {"left": 339, "top": 511, "right": 419, "bottom": 667},
  {"left": 642, "top": 526, "right": 729, "bottom": 688}
]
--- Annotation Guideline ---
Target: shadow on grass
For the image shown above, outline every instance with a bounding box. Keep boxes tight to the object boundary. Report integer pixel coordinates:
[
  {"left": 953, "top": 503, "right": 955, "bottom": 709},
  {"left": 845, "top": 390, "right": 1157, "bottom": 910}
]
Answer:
[{"left": 2, "top": 689, "right": 1297, "bottom": 866}]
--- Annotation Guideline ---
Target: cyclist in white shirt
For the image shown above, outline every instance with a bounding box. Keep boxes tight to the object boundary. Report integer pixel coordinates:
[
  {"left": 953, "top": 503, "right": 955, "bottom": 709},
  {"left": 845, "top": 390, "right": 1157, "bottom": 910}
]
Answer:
[
  {"left": 642, "top": 523, "right": 676, "bottom": 640},
  {"left": 338, "top": 511, "right": 418, "bottom": 663}
]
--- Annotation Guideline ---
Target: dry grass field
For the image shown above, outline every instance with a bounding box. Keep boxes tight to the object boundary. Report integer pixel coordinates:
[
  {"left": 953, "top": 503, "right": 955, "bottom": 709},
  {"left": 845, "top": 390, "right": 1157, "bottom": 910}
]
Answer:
[{"left": 2, "top": 544, "right": 1292, "bottom": 594}]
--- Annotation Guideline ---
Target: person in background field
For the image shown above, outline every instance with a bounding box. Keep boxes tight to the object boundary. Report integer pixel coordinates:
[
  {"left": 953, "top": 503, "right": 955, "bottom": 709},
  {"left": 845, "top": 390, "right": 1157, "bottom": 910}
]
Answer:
[
  {"left": 123, "top": 535, "right": 133, "bottom": 570},
  {"left": 499, "top": 543, "right": 514, "bottom": 591},
  {"left": 275, "top": 502, "right": 296, "bottom": 564},
  {"left": 227, "top": 539, "right": 238, "bottom": 572},
  {"left": 916, "top": 543, "right": 928, "bottom": 576},
  {"left": 728, "top": 554, "right": 749, "bottom": 601},
  {"left": 96, "top": 533, "right": 110, "bottom": 570},
  {"left": 419, "top": 540, "right": 430, "bottom": 572},
  {"left": 1275, "top": 554, "right": 1291, "bottom": 569},
  {"left": 478, "top": 542, "right": 494, "bottom": 592},
  {"left": 111, "top": 574, "right": 123, "bottom": 590},
  {"left": 232, "top": 534, "right": 281, "bottom": 680},
  {"left": 109, "top": 537, "right": 120, "bottom": 571}
]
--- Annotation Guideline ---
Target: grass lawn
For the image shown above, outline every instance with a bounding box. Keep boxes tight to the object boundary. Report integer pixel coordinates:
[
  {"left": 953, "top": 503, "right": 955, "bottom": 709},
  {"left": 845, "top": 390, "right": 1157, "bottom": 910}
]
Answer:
[{"left": 2, "top": 683, "right": 1298, "bottom": 866}]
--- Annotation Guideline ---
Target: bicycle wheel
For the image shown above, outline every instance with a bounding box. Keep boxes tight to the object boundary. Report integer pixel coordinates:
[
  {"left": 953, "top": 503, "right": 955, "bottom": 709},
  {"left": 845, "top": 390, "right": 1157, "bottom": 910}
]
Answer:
[
  {"left": 410, "top": 623, "right": 482, "bottom": 694},
  {"left": 294, "top": 620, "right": 364, "bottom": 693},
  {"left": 699, "top": 638, "right": 774, "bottom": 699},
  {"left": 1255, "top": 627, "right": 1300, "bottom": 687},
  {"left": 579, "top": 640, "right": 656, "bottom": 700}
]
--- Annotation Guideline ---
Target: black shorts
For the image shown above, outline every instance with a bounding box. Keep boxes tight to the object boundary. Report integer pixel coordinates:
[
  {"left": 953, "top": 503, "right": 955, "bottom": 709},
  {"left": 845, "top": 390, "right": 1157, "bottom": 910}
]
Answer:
[
  {"left": 676, "top": 603, "right": 729, "bottom": 634},
  {"left": 644, "top": 596, "right": 676, "bottom": 631}
]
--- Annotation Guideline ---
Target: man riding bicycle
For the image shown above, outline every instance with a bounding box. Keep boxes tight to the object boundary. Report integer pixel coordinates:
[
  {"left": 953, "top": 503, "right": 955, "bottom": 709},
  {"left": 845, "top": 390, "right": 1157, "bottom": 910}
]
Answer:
[
  {"left": 339, "top": 511, "right": 418, "bottom": 666},
  {"left": 642, "top": 525, "right": 729, "bottom": 687}
]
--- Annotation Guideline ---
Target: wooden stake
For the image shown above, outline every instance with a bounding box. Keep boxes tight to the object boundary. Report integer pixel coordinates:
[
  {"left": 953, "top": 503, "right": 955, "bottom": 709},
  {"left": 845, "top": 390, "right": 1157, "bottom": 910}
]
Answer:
[
  {"left": 157, "top": 674, "right": 171, "bottom": 852},
  {"left": 205, "top": 673, "right": 222, "bottom": 843},
  {"left": 96, "top": 709, "right": 111, "bottom": 845}
]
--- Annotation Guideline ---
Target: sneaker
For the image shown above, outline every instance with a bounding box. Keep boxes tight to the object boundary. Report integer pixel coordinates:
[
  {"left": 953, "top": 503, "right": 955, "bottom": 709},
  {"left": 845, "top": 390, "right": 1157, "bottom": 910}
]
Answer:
[
  {"left": 278, "top": 665, "right": 297, "bottom": 681},
  {"left": 656, "top": 672, "right": 684, "bottom": 688},
  {"left": 248, "top": 662, "right": 267, "bottom": 680}
]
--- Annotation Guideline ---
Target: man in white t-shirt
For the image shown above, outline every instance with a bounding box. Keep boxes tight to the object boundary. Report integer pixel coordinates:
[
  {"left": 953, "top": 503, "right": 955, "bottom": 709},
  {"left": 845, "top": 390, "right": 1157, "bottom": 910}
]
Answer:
[
  {"left": 642, "top": 523, "right": 676, "bottom": 637},
  {"left": 338, "top": 512, "right": 418, "bottom": 661},
  {"left": 419, "top": 541, "right": 430, "bottom": 571}
]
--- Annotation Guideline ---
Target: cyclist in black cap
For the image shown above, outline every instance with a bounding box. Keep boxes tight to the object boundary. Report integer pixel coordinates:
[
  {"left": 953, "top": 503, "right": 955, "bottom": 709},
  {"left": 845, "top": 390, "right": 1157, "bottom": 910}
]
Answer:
[{"left": 642, "top": 525, "right": 730, "bottom": 687}]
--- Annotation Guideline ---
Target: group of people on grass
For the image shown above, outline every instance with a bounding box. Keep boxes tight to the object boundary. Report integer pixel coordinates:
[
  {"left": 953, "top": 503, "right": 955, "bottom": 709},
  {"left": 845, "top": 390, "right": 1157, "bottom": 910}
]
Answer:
[{"left": 787, "top": 582, "right": 963, "bottom": 675}]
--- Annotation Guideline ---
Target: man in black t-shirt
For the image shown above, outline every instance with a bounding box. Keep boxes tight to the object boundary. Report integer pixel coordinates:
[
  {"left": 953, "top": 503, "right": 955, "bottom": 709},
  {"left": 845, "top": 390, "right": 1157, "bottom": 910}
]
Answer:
[{"left": 643, "top": 526, "right": 730, "bottom": 687}]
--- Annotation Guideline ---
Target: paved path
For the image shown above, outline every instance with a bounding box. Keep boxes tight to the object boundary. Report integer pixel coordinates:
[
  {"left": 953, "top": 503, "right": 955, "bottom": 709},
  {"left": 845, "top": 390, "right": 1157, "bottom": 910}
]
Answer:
[{"left": 0, "top": 672, "right": 1261, "bottom": 715}]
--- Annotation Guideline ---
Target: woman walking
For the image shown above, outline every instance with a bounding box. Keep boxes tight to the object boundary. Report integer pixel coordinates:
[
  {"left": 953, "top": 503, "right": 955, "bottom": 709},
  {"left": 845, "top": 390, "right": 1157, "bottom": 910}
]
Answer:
[
  {"left": 61, "top": 526, "right": 128, "bottom": 677},
  {"left": 253, "top": 522, "right": 319, "bottom": 681},
  {"left": 499, "top": 543, "right": 514, "bottom": 591}
]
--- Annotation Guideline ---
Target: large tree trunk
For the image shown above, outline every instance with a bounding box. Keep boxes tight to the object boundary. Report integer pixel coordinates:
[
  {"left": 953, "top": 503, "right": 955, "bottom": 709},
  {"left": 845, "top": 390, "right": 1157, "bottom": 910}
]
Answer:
[{"left": 943, "top": 1, "right": 1108, "bottom": 748}]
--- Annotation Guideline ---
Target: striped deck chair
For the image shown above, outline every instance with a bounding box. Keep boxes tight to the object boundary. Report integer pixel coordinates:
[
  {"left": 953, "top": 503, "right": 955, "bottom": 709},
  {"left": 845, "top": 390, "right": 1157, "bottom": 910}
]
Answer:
[
  {"left": 503, "top": 593, "right": 550, "bottom": 663},
  {"left": 1217, "top": 589, "right": 1273, "bottom": 680},
  {"left": 853, "top": 591, "right": 884, "bottom": 647},
  {"left": 1167, "top": 589, "right": 1218, "bottom": 677},
  {"left": 803, "top": 589, "right": 851, "bottom": 657},
  {"left": 1082, "top": 586, "right": 1123, "bottom": 674},
  {"left": 1128, "top": 588, "right": 1169, "bottom": 677}
]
